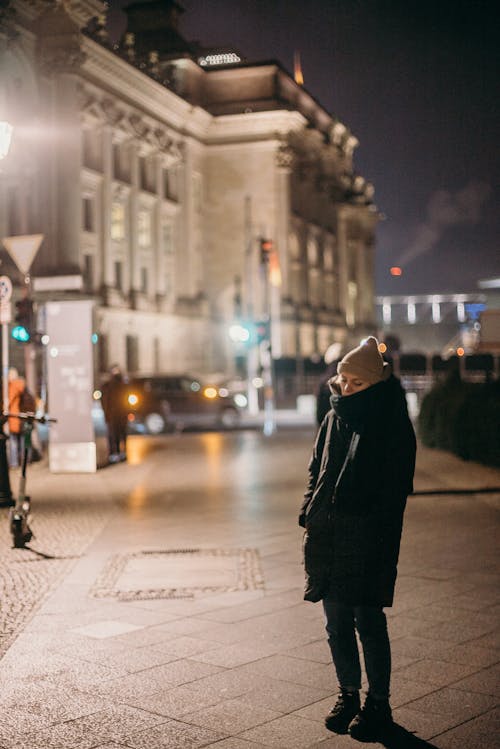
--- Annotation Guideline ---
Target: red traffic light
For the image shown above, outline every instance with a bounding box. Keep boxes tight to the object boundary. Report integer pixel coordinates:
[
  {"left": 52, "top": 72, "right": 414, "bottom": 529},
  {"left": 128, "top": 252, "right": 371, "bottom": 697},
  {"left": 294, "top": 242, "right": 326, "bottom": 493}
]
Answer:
[{"left": 260, "top": 238, "right": 273, "bottom": 263}]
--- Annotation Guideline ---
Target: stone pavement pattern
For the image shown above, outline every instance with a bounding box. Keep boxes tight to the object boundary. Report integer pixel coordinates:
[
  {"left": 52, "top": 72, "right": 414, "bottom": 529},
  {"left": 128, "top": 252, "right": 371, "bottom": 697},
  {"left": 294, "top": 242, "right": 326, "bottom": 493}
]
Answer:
[{"left": 0, "top": 430, "right": 498, "bottom": 749}]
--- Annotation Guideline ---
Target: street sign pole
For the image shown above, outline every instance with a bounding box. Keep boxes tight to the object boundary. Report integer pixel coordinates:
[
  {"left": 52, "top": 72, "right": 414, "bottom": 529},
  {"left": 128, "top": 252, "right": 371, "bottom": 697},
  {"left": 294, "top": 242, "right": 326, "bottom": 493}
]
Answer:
[
  {"left": 0, "top": 275, "right": 12, "bottom": 503},
  {"left": 0, "top": 322, "right": 12, "bottom": 504}
]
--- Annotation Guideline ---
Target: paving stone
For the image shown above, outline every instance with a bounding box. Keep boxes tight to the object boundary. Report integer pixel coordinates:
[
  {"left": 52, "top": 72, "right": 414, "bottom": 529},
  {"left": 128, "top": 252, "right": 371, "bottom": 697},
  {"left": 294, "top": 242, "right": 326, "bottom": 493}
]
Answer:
[
  {"left": 413, "top": 618, "right": 498, "bottom": 644},
  {"left": 390, "top": 675, "right": 449, "bottom": 708},
  {"left": 473, "top": 628, "right": 500, "bottom": 650},
  {"left": 124, "top": 669, "right": 253, "bottom": 718},
  {"left": 0, "top": 682, "right": 113, "bottom": 726},
  {"left": 239, "top": 714, "right": 333, "bottom": 747},
  {"left": 432, "top": 709, "right": 500, "bottom": 749},
  {"left": 89, "top": 659, "right": 223, "bottom": 701},
  {"left": 183, "top": 697, "right": 281, "bottom": 734},
  {"left": 393, "top": 657, "right": 479, "bottom": 687},
  {"left": 122, "top": 718, "right": 227, "bottom": 748},
  {"left": 1, "top": 705, "right": 166, "bottom": 749},
  {"left": 204, "top": 739, "right": 268, "bottom": 749},
  {"left": 191, "top": 640, "right": 280, "bottom": 668},
  {"left": 451, "top": 663, "right": 500, "bottom": 696},
  {"left": 392, "top": 705, "right": 462, "bottom": 740},
  {"left": 230, "top": 655, "right": 335, "bottom": 691},
  {"left": 438, "top": 641, "right": 500, "bottom": 668},
  {"left": 403, "top": 686, "right": 497, "bottom": 721},
  {"left": 150, "top": 635, "right": 220, "bottom": 659},
  {"left": 242, "top": 680, "right": 331, "bottom": 714},
  {"left": 390, "top": 635, "right": 454, "bottom": 660},
  {"left": 283, "top": 639, "right": 331, "bottom": 664}
]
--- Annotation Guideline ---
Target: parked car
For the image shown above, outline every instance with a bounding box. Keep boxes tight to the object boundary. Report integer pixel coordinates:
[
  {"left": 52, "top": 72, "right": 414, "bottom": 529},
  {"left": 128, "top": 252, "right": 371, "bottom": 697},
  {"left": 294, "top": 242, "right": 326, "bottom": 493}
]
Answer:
[{"left": 125, "top": 374, "right": 248, "bottom": 434}]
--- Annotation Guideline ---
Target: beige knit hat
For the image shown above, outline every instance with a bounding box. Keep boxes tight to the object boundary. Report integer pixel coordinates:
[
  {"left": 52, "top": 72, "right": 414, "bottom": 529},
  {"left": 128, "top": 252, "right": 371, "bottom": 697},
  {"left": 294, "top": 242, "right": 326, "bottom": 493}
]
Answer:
[{"left": 337, "top": 336, "right": 388, "bottom": 384}]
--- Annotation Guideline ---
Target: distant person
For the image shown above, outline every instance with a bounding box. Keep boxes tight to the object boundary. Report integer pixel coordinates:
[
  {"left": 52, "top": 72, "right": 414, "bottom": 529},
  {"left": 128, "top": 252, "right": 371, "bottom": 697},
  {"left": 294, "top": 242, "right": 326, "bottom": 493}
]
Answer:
[
  {"left": 7, "top": 368, "right": 36, "bottom": 467},
  {"left": 299, "top": 337, "right": 416, "bottom": 743},
  {"left": 101, "top": 364, "right": 128, "bottom": 463}
]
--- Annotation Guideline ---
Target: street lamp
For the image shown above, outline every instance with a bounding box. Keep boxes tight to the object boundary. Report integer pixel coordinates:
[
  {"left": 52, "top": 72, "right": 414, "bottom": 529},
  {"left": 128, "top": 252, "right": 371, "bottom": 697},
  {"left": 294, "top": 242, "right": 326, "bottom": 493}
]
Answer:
[{"left": 0, "top": 120, "right": 13, "bottom": 504}]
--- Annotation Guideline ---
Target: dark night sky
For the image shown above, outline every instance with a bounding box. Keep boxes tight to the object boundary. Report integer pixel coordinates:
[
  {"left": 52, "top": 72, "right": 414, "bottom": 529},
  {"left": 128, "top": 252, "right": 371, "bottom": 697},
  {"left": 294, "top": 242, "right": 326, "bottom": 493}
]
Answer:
[{"left": 107, "top": 0, "right": 499, "bottom": 296}]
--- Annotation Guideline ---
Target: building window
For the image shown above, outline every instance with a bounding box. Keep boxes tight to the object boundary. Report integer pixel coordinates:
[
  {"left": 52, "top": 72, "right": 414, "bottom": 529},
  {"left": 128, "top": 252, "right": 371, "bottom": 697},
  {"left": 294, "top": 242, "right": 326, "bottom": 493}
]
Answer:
[
  {"left": 82, "top": 197, "right": 94, "bottom": 232},
  {"left": 138, "top": 210, "right": 152, "bottom": 247},
  {"left": 140, "top": 267, "right": 148, "bottom": 294},
  {"left": 163, "top": 166, "right": 178, "bottom": 201},
  {"left": 83, "top": 254, "right": 94, "bottom": 291},
  {"left": 139, "top": 155, "right": 156, "bottom": 193},
  {"left": 113, "top": 143, "right": 130, "bottom": 183},
  {"left": 111, "top": 202, "right": 125, "bottom": 241},
  {"left": 114, "top": 260, "right": 123, "bottom": 291},
  {"left": 82, "top": 129, "right": 102, "bottom": 172},
  {"left": 98, "top": 333, "right": 108, "bottom": 374},
  {"left": 126, "top": 334, "right": 139, "bottom": 373},
  {"left": 162, "top": 223, "right": 174, "bottom": 298}
]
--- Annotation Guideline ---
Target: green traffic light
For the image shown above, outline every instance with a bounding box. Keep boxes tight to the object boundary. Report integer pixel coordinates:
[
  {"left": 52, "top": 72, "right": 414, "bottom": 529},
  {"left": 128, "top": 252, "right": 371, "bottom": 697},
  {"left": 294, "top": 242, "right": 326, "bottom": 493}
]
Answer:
[{"left": 11, "top": 325, "right": 30, "bottom": 342}]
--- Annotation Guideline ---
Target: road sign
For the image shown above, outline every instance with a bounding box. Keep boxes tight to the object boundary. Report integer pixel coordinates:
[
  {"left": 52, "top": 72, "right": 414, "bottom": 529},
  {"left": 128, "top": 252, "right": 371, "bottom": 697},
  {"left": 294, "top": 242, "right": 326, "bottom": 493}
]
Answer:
[
  {"left": 2, "top": 234, "right": 44, "bottom": 275},
  {"left": 0, "top": 275, "right": 12, "bottom": 302}
]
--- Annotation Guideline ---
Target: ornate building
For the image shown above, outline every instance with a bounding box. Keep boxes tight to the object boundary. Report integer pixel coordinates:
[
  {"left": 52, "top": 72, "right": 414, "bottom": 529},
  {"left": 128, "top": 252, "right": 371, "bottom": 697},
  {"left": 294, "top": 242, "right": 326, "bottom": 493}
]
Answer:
[{"left": 1, "top": 0, "right": 378, "bottom": 381}]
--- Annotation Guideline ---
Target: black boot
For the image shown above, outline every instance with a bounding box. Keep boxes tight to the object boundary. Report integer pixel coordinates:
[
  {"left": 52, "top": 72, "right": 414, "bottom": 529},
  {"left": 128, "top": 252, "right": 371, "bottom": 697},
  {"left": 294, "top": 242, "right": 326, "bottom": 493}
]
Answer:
[
  {"left": 349, "top": 694, "right": 393, "bottom": 742},
  {"left": 325, "top": 689, "right": 360, "bottom": 734}
]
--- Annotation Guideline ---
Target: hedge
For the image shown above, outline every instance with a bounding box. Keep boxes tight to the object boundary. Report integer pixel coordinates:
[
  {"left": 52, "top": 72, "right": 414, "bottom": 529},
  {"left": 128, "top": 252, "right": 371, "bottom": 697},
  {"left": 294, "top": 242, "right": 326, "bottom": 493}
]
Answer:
[{"left": 418, "top": 373, "right": 500, "bottom": 468}]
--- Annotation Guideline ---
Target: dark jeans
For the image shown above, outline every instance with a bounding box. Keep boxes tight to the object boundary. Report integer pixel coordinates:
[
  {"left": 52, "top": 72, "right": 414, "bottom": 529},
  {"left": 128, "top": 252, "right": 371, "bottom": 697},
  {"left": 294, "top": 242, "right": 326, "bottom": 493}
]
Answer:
[
  {"left": 323, "top": 598, "right": 391, "bottom": 701},
  {"left": 107, "top": 421, "right": 127, "bottom": 456}
]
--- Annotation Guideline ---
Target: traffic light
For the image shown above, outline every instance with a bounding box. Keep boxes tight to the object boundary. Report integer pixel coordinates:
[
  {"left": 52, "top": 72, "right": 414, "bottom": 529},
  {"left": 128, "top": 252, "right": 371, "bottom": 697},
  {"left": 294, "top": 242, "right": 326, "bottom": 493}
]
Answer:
[
  {"left": 255, "top": 317, "right": 270, "bottom": 344},
  {"left": 12, "top": 297, "right": 33, "bottom": 343},
  {"left": 259, "top": 238, "right": 273, "bottom": 264}
]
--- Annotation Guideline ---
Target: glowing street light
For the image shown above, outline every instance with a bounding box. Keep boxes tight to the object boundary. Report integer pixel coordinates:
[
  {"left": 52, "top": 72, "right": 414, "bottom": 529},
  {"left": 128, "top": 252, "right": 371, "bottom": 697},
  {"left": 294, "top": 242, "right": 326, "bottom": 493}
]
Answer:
[{"left": 0, "top": 121, "right": 13, "bottom": 160}]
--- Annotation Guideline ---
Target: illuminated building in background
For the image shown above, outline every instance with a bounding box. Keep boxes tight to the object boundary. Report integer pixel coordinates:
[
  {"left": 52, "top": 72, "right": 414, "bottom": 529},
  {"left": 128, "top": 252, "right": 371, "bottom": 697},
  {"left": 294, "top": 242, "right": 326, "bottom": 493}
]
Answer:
[{"left": 1, "top": 0, "right": 378, "bottom": 376}]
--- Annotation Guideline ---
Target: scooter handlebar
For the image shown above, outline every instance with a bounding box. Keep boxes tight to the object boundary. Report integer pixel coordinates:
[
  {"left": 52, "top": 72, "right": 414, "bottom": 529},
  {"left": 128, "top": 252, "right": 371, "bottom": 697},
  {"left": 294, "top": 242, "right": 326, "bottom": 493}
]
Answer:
[{"left": 3, "top": 411, "right": 58, "bottom": 424}]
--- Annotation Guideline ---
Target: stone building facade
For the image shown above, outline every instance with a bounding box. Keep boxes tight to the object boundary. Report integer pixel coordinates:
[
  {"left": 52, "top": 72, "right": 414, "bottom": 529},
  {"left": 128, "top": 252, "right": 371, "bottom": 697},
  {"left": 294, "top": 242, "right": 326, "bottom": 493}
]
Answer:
[{"left": 1, "top": 0, "right": 378, "bottom": 382}]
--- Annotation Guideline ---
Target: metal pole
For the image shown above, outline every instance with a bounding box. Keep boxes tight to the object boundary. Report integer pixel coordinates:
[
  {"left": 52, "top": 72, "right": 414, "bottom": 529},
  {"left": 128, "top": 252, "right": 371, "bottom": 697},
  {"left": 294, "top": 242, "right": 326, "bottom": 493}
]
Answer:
[
  {"left": 0, "top": 322, "right": 12, "bottom": 504},
  {"left": 261, "top": 251, "right": 276, "bottom": 436},
  {"left": 244, "top": 196, "right": 259, "bottom": 415}
]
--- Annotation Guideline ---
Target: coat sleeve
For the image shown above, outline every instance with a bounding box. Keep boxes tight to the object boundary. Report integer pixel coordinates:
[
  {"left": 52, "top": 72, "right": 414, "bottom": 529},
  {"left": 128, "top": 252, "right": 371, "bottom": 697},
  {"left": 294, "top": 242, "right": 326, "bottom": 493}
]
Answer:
[{"left": 298, "top": 418, "right": 328, "bottom": 527}]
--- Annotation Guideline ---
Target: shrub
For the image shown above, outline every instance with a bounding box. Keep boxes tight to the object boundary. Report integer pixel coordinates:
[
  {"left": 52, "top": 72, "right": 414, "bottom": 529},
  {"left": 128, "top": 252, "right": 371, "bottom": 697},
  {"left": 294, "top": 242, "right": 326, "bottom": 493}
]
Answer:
[{"left": 418, "top": 375, "right": 500, "bottom": 468}]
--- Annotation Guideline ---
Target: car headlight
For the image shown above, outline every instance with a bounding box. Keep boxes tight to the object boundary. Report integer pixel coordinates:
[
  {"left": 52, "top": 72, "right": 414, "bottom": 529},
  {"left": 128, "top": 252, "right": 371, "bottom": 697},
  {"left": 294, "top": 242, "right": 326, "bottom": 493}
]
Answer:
[
  {"left": 203, "top": 386, "right": 218, "bottom": 399},
  {"left": 128, "top": 393, "right": 139, "bottom": 406},
  {"left": 234, "top": 393, "right": 248, "bottom": 408}
]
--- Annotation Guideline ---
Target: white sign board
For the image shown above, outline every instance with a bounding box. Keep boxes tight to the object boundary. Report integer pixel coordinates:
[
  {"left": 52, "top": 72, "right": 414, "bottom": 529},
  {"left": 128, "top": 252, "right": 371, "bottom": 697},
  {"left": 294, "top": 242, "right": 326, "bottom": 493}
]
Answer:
[
  {"left": 45, "top": 299, "right": 97, "bottom": 473},
  {"left": 0, "top": 275, "right": 12, "bottom": 302}
]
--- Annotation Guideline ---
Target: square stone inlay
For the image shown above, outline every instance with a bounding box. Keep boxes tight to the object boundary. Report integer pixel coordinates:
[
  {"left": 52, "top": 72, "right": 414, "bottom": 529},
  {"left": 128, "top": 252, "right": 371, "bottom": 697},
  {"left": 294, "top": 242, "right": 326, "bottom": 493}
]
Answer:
[{"left": 90, "top": 548, "right": 264, "bottom": 601}]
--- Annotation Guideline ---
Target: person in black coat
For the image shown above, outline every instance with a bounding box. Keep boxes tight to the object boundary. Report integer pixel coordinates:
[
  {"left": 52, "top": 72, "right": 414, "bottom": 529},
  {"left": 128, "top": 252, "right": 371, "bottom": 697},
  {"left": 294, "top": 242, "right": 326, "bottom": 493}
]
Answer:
[
  {"left": 101, "top": 364, "right": 129, "bottom": 463},
  {"left": 299, "top": 336, "right": 416, "bottom": 742}
]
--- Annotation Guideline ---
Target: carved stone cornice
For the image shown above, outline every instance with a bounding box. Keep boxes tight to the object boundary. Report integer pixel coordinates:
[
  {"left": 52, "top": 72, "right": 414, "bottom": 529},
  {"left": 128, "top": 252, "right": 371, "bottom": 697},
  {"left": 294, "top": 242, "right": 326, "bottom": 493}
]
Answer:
[{"left": 101, "top": 97, "right": 127, "bottom": 127}]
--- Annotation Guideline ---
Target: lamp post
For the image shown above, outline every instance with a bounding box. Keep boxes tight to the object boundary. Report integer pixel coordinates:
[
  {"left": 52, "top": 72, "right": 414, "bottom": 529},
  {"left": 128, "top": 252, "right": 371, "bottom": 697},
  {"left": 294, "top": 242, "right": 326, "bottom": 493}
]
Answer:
[{"left": 0, "top": 120, "right": 13, "bottom": 504}]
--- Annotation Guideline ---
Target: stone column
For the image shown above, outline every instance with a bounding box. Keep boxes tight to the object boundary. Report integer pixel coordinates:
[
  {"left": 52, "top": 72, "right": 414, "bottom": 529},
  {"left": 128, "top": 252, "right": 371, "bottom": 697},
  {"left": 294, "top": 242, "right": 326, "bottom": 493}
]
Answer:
[
  {"left": 37, "top": 3, "right": 86, "bottom": 273},
  {"left": 100, "top": 125, "right": 113, "bottom": 292}
]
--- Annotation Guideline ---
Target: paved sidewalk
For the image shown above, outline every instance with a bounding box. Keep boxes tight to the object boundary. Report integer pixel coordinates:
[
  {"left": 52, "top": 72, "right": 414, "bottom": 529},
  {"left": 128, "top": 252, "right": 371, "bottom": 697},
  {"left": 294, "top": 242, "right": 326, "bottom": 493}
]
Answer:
[{"left": 0, "top": 433, "right": 498, "bottom": 749}]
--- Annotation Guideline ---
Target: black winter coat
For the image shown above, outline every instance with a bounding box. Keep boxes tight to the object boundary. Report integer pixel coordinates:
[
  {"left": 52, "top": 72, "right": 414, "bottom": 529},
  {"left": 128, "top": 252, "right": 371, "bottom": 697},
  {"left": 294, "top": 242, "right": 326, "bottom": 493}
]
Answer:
[{"left": 299, "top": 375, "right": 416, "bottom": 607}]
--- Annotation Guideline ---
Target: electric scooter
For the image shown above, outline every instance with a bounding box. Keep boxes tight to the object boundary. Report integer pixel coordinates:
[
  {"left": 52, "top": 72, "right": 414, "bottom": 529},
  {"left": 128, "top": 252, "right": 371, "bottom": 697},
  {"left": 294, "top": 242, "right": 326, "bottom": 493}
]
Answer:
[{"left": 4, "top": 411, "right": 57, "bottom": 548}]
